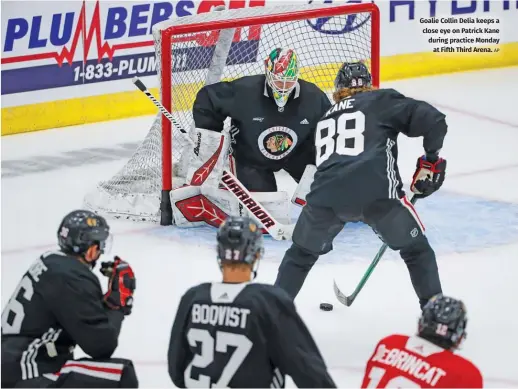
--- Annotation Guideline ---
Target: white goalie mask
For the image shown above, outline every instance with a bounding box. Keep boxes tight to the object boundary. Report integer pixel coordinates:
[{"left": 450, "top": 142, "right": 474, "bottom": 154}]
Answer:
[{"left": 264, "top": 48, "right": 300, "bottom": 109}]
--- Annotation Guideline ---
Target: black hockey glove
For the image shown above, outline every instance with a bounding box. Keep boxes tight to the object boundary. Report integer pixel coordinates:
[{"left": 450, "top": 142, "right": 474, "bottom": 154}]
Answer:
[
  {"left": 411, "top": 155, "right": 447, "bottom": 198},
  {"left": 101, "top": 257, "right": 136, "bottom": 315}
]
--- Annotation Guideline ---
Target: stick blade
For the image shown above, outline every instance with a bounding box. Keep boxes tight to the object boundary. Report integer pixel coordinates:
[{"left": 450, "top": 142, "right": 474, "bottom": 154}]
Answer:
[
  {"left": 333, "top": 279, "right": 353, "bottom": 307},
  {"left": 132, "top": 77, "right": 147, "bottom": 92}
]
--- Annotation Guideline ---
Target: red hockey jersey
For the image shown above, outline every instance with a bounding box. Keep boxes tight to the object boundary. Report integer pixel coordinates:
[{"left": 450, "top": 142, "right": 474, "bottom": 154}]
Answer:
[{"left": 361, "top": 334, "right": 483, "bottom": 388}]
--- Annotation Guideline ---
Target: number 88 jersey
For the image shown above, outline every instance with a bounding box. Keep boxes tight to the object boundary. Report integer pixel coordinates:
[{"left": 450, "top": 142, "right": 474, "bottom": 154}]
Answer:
[{"left": 309, "top": 88, "right": 447, "bottom": 208}]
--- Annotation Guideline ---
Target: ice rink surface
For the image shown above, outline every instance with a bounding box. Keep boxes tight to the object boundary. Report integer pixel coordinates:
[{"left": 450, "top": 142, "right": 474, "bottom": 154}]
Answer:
[{"left": 2, "top": 67, "right": 518, "bottom": 387}]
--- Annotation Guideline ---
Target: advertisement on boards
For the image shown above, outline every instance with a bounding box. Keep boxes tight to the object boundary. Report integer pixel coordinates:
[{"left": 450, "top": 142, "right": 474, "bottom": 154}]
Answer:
[
  {"left": 1, "top": 0, "right": 265, "bottom": 97},
  {"left": 1, "top": 0, "right": 516, "bottom": 135}
]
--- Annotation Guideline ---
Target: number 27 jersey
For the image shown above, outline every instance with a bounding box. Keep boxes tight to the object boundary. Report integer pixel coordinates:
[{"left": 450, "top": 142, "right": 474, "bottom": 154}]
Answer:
[
  {"left": 167, "top": 282, "right": 336, "bottom": 388},
  {"left": 309, "top": 88, "right": 447, "bottom": 208}
]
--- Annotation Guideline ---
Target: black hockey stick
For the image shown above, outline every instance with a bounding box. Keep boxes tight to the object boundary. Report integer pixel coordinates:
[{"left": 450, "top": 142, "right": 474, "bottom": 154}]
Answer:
[
  {"left": 131, "top": 77, "right": 294, "bottom": 241},
  {"left": 334, "top": 196, "right": 419, "bottom": 307}
]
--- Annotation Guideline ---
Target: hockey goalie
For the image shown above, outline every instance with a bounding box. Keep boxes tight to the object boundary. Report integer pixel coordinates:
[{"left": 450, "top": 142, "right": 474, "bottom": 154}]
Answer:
[{"left": 171, "top": 47, "right": 331, "bottom": 234}]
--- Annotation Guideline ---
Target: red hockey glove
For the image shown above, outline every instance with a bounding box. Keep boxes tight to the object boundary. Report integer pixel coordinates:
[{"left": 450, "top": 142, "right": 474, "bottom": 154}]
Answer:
[
  {"left": 411, "top": 155, "right": 447, "bottom": 198},
  {"left": 101, "top": 257, "right": 136, "bottom": 315}
]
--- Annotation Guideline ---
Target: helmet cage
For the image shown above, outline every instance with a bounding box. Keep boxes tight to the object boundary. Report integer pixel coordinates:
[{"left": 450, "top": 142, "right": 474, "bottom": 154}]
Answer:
[
  {"left": 265, "top": 48, "right": 300, "bottom": 108},
  {"left": 266, "top": 71, "right": 298, "bottom": 108}
]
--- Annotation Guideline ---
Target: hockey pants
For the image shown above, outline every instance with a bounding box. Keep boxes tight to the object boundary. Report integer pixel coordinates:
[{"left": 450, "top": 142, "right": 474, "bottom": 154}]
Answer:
[
  {"left": 274, "top": 197, "right": 442, "bottom": 309},
  {"left": 6, "top": 358, "right": 138, "bottom": 388}
]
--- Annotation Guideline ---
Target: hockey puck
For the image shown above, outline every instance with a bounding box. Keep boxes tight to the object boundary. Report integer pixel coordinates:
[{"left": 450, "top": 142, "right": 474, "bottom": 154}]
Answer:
[{"left": 320, "top": 302, "right": 333, "bottom": 311}]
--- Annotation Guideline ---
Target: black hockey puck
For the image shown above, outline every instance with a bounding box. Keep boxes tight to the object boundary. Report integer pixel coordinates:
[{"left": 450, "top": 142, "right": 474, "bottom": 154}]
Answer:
[{"left": 320, "top": 302, "right": 333, "bottom": 311}]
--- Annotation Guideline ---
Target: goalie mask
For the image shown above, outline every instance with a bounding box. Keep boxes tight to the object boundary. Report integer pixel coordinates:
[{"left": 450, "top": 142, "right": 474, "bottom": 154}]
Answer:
[{"left": 265, "top": 48, "right": 300, "bottom": 109}]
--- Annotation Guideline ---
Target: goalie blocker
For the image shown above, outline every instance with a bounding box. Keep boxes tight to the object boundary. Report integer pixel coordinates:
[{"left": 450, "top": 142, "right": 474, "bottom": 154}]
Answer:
[{"left": 171, "top": 128, "right": 294, "bottom": 233}]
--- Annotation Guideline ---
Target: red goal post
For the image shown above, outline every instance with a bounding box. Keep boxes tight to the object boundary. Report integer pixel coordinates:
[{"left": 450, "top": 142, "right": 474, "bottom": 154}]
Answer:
[{"left": 84, "top": 2, "right": 380, "bottom": 225}]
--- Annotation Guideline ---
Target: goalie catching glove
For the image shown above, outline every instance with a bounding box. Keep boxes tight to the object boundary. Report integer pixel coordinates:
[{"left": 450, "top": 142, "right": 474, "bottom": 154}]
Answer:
[
  {"left": 411, "top": 154, "right": 447, "bottom": 198},
  {"left": 101, "top": 257, "right": 136, "bottom": 315}
]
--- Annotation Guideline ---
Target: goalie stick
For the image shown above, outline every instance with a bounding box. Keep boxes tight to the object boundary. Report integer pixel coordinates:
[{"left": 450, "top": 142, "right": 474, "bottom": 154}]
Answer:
[
  {"left": 333, "top": 196, "right": 419, "bottom": 307},
  {"left": 132, "top": 76, "right": 294, "bottom": 241}
]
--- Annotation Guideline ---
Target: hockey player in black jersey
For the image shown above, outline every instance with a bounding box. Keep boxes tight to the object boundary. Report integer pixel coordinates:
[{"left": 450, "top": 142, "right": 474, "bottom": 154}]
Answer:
[
  {"left": 170, "top": 47, "right": 331, "bottom": 233},
  {"left": 193, "top": 47, "right": 331, "bottom": 192},
  {"left": 168, "top": 216, "right": 336, "bottom": 388},
  {"left": 275, "top": 62, "right": 447, "bottom": 309},
  {"left": 1, "top": 210, "right": 138, "bottom": 388}
]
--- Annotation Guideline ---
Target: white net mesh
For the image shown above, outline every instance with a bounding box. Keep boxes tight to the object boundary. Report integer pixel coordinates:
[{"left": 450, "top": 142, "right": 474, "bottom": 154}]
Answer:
[{"left": 84, "top": 2, "right": 376, "bottom": 222}]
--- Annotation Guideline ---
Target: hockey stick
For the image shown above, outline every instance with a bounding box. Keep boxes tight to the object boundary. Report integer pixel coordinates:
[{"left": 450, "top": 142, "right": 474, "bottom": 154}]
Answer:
[
  {"left": 333, "top": 195, "right": 419, "bottom": 307},
  {"left": 132, "top": 77, "right": 293, "bottom": 241}
]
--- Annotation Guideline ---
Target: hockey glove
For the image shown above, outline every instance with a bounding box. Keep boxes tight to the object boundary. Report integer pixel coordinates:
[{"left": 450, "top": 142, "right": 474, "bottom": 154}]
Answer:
[
  {"left": 411, "top": 155, "right": 447, "bottom": 198},
  {"left": 101, "top": 257, "right": 136, "bottom": 315}
]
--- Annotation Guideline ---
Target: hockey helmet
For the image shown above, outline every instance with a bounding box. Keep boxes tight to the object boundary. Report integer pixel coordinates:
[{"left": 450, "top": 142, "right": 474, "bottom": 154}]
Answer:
[
  {"left": 264, "top": 48, "right": 300, "bottom": 109},
  {"left": 418, "top": 294, "right": 468, "bottom": 350},
  {"left": 334, "top": 61, "right": 372, "bottom": 91},
  {"left": 58, "top": 210, "right": 112, "bottom": 257},
  {"left": 217, "top": 216, "right": 264, "bottom": 267}
]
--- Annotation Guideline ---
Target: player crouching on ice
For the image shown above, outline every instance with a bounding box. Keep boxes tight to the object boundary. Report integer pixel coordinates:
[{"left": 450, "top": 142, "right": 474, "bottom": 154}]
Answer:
[
  {"left": 1, "top": 211, "right": 138, "bottom": 388},
  {"left": 274, "top": 61, "right": 448, "bottom": 309},
  {"left": 362, "top": 294, "right": 483, "bottom": 388},
  {"left": 170, "top": 48, "right": 331, "bottom": 233},
  {"left": 168, "top": 216, "right": 336, "bottom": 388}
]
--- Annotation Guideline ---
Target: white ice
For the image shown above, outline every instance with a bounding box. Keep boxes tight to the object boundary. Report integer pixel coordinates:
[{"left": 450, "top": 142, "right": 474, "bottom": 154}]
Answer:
[{"left": 2, "top": 67, "right": 518, "bottom": 387}]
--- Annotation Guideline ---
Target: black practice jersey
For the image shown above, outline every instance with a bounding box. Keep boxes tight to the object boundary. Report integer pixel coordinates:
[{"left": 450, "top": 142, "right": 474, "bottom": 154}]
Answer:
[
  {"left": 193, "top": 74, "right": 331, "bottom": 177},
  {"left": 168, "top": 282, "right": 336, "bottom": 388},
  {"left": 1, "top": 252, "right": 124, "bottom": 385},
  {"left": 308, "top": 88, "right": 447, "bottom": 208}
]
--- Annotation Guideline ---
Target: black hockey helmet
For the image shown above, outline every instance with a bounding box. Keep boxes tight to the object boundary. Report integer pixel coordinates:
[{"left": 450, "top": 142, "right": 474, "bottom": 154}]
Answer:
[
  {"left": 217, "top": 216, "right": 264, "bottom": 266},
  {"left": 334, "top": 61, "right": 372, "bottom": 91},
  {"left": 418, "top": 294, "right": 468, "bottom": 350},
  {"left": 57, "top": 210, "right": 111, "bottom": 257}
]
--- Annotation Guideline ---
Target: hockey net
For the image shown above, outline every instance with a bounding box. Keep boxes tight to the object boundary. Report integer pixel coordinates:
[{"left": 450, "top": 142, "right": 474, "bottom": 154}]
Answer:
[{"left": 84, "top": 2, "right": 379, "bottom": 224}]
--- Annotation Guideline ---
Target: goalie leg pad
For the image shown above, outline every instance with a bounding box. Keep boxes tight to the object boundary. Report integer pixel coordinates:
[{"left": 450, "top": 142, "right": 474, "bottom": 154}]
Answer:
[
  {"left": 173, "top": 186, "right": 291, "bottom": 229},
  {"left": 171, "top": 185, "right": 231, "bottom": 228},
  {"left": 185, "top": 128, "right": 231, "bottom": 188},
  {"left": 202, "top": 187, "right": 290, "bottom": 226},
  {"left": 243, "top": 191, "right": 291, "bottom": 225}
]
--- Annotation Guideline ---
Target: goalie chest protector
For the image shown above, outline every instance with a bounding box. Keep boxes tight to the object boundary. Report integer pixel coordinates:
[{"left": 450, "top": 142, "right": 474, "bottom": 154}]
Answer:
[{"left": 192, "top": 74, "right": 331, "bottom": 171}]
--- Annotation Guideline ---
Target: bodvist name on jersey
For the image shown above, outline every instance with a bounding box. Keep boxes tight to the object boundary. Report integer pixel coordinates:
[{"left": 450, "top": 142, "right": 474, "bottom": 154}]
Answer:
[{"left": 191, "top": 304, "right": 251, "bottom": 330}]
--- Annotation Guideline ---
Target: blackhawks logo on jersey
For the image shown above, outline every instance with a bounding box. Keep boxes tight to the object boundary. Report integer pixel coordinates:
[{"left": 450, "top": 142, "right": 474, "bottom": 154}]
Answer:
[{"left": 258, "top": 126, "right": 298, "bottom": 160}]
